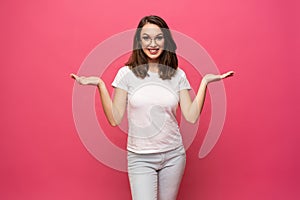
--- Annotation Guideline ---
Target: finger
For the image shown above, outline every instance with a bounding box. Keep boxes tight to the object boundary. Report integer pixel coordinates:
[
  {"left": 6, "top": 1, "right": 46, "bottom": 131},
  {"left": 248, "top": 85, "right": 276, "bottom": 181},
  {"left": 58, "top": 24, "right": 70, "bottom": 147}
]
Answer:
[
  {"left": 227, "top": 71, "right": 234, "bottom": 75},
  {"left": 221, "top": 71, "right": 234, "bottom": 79},
  {"left": 225, "top": 71, "right": 234, "bottom": 77},
  {"left": 70, "top": 73, "right": 77, "bottom": 79},
  {"left": 71, "top": 74, "right": 81, "bottom": 81},
  {"left": 227, "top": 71, "right": 234, "bottom": 77}
]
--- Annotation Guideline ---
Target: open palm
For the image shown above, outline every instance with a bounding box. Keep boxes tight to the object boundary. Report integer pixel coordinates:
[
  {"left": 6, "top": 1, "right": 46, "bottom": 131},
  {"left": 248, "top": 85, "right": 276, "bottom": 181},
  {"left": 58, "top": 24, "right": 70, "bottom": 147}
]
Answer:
[
  {"left": 70, "top": 74, "right": 101, "bottom": 85},
  {"left": 203, "top": 71, "right": 234, "bottom": 84}
]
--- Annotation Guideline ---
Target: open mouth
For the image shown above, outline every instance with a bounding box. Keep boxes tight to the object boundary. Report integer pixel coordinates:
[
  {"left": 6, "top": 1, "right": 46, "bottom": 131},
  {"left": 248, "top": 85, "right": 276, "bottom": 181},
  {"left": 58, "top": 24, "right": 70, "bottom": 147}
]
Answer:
[{"left": 148, "top": 48, "right": 160, "bottom": 55}]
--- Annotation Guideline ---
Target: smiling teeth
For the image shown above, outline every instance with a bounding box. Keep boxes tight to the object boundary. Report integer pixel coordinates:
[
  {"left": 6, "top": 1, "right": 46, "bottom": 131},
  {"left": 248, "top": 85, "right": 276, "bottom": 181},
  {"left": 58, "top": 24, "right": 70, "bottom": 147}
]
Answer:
[{"left": 149, "top": 49, "right": 158, "bottom": 53}]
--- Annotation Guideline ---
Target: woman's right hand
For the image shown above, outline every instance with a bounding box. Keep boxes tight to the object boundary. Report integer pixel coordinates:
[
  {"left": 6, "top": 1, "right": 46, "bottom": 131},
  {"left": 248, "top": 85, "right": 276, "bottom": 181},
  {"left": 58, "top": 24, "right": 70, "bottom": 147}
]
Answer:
[{"left": 70, "top": 73, "right": 102, "bottom": 86}]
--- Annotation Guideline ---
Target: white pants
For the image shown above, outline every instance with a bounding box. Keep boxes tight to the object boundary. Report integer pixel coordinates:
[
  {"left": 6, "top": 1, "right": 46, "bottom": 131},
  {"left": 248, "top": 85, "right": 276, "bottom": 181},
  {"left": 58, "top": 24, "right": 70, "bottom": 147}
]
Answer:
[{"left": 127, "top": 146, "right": 186, "bottom": 200}]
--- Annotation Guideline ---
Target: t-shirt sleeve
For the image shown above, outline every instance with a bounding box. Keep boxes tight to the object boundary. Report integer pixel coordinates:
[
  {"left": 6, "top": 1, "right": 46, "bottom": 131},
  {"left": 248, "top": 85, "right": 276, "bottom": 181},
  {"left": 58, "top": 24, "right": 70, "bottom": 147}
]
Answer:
[
  {"left": 111, "top": 66, "right": 130, "bottom": 91},
  {"left": 178, "top": 69, "right": 191, "bottom": 91}
]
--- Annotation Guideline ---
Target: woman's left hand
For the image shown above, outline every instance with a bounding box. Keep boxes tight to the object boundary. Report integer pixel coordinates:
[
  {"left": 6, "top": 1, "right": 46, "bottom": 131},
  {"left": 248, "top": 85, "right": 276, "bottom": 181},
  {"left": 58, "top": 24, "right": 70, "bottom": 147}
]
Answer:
[
  {"left": 202, "top": 71, "right": 234, "bottom": 84},
  {"left": 70, "top": 73, "right": 101, "bottom": 86}
]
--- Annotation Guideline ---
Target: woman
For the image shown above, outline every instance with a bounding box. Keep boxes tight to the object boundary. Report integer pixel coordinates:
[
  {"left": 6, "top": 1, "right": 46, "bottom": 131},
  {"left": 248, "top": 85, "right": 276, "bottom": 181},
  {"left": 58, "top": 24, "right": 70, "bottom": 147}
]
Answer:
[{"left": 71, "top": 15, "right": 233, "bottom": 200}]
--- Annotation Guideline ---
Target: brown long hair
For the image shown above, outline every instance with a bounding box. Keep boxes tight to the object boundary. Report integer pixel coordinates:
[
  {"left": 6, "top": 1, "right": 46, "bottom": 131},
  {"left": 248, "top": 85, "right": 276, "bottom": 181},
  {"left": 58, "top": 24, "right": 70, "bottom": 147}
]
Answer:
[{"left": 125, "top": 15, "right": 178, "bottom": 80}]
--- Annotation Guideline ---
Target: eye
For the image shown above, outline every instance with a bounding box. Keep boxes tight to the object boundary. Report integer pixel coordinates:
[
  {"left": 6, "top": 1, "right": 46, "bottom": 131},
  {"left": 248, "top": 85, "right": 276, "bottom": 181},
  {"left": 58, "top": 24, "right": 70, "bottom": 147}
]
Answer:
[
  {"left": 155, "top": 36, "right": 164, "bottom": 41},
  {"left": 142, "top": 36, "right": 150, "bottom": 41}
]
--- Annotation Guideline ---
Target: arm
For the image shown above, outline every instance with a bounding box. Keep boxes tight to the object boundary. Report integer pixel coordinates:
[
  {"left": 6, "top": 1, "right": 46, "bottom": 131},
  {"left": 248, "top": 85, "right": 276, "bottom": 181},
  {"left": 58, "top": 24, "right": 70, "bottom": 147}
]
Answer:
[
  {"left": 97, "top": 80, "right": 127, "bottom": 126},
  {"left": 71, "top": 74, "right": 127, "bottom": 126},
  {"left": 180, "top": 71, "right": 234, "bottom": 124}
]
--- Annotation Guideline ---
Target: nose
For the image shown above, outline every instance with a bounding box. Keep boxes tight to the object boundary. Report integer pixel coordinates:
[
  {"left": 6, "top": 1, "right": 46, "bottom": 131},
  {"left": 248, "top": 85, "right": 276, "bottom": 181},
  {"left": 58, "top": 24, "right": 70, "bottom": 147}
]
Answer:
[{"left": 149, "top": 38, "right": 157, "bottom": 47}]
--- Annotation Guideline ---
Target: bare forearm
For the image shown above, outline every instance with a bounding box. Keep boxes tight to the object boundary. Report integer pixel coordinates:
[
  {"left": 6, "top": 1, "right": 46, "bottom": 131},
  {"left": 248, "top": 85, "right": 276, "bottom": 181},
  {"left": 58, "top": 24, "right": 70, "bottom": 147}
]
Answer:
[
  {"left": 97, "top": 82, "right": 120, "bottom": 126},
  {"left": 186, "top": 80, "right": 208, "bottom": 123},
  {"left": 182, "top": 71, "right": 234, "bottom": 124}
]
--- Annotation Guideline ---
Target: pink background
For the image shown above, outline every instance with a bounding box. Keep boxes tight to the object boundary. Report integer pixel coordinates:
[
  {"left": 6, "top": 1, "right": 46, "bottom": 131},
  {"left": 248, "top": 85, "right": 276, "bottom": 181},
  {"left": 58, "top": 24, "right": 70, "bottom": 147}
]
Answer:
[{"left": 1, "top": 0, "right": 299, "bottom": 199}]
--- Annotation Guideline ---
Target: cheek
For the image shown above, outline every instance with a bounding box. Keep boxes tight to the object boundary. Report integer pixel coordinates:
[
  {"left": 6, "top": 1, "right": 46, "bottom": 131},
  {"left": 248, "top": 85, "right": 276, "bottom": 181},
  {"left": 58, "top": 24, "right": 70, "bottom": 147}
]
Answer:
[
  {"left": 161, "top": 41, "right": 165, "bottom": 49},
  {"left": 139, "top": 41, "right": 146, "bottom": 49},
  {"left": 141, "top": 44, "right": 149, "bottom": 52},
  {"left": 141, "top": 47, "right": 148, "bottom": 55}
]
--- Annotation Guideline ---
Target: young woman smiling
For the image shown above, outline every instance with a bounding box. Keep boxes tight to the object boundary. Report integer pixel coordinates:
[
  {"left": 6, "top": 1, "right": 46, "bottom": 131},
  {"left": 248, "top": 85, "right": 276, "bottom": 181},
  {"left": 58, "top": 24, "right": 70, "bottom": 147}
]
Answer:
[{"left": 71, "top": 15, "right": 234, "bottom": 200}]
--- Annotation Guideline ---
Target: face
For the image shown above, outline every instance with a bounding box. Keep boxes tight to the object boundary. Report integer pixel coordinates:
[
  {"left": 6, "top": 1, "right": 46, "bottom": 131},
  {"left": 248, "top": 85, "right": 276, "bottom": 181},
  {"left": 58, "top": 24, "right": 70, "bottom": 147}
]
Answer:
[{"left": 140, "top": 23, "right": 165, "bottom": 62}]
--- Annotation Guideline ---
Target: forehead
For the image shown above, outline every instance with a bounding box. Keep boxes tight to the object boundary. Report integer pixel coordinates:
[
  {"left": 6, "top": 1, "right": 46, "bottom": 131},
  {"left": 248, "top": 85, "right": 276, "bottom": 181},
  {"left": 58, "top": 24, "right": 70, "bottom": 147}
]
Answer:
[{"left": 140, "top": 23, "right": 163, "bottom": 36}]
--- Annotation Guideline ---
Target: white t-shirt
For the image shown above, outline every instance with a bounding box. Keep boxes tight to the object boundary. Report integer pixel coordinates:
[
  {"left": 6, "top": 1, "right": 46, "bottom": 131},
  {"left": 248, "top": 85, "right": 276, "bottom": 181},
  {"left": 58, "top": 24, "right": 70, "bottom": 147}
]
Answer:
[{"left": 112, "top": 66, "right": 191, "bottom": 153}]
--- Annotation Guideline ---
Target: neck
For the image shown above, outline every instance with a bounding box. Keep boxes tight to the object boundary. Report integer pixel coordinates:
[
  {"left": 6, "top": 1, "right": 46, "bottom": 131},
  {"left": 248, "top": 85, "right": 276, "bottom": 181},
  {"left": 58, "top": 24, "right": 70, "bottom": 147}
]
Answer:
[{"left": 148, "top": 61, "right": 158, "bottom": 72}]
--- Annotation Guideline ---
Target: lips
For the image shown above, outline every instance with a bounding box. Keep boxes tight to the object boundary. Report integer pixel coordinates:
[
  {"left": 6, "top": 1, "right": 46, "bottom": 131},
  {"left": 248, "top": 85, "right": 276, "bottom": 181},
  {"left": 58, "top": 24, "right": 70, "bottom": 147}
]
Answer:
[{"left": 148, "top": 48, "right": 159, "bottom": 55}]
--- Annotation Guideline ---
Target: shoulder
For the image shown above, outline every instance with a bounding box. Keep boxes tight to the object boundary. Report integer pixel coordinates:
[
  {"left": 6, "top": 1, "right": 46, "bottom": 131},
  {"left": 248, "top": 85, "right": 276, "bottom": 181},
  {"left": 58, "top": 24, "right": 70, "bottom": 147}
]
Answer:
[
  {"left": 175, "top": 67, "right": 191, "bottom": 90},
  {"left": 117, "top": 66, "right": 131, "bottom": 74},
  {"left": 112, "top": 66, "right": 133, "bottom": 88},
  {"left": 115, "top": 66, "right": 132, "bottom": 77},
  {"left": 175, "top": 67, "right": 188, "bottom": 78}
]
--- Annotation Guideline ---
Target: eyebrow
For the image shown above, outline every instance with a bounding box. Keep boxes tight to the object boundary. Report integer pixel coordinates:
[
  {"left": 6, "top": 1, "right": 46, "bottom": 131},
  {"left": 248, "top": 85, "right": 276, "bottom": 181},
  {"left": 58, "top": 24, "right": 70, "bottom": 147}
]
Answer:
[{"left": 141, "top": 33, "right": 163, "bottom": 37}]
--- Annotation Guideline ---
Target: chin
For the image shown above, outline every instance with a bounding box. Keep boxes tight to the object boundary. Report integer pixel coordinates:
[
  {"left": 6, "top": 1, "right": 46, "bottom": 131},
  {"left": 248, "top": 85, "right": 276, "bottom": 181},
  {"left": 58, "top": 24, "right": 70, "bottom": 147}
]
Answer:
[{"left": 147, "top": 55, "right": 161, "bottom": 61}]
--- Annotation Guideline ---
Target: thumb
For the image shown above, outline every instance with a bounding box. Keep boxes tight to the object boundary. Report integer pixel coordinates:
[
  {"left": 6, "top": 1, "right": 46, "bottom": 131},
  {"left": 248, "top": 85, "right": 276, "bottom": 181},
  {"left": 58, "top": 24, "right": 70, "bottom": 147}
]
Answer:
[{"left": 70, "top": 73, "right": 79, "bottom": 80}]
